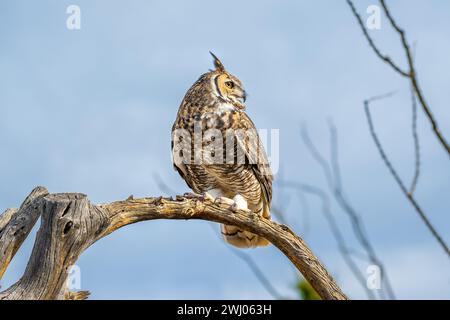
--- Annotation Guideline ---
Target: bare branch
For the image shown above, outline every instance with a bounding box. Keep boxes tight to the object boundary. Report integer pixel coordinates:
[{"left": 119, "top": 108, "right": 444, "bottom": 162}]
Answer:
[
  {"left": 0, "top": 186, "right": 49, "bottom": 280},
  {"left": 347, "top": 0, "right": 450, "bottom": 157},
  {"left": 0, "top": 188, "right": 348, "bottom": 300},
  {"left": 408, "top": 43, "right": 421, "bottom": 195},
  {"left": 278, "top": 181, "right": 373, "bottom": 300},
  {"left": 209, "top": 223, "right": 286, "bottom": 300},
  {"left": 0, "top": 209, "right": 17, "bottom": 231},
  {"left": 327, "top": 122, "right": 396, "bottom": 299},
  {"left": 226, "top": 248, "right": 285, "bottom": 299},
  {"left": 301, "top": 125, "right": 396, "bottom": 299},
  {"left": 153, "top": 173, "right": 178, "bottom": 196},
  {"left": 346, "top": 0, "right": 408, "bottom": 77},
  {"left": 381, "top": 0, "right": 450, "bottom": 157},
  {"left": 409, "top": 83, "right": 421, "bottom": 195},
  {"left": 293, "top": 191, "right": 311, "bottom": 238},
  {"left": 271, "top": 171, "right": 292, "bottom": 226},
  {"left": 364, "top": 97, "right": 450, "bottom": 257},
  {"left": 154, "top": 172, "right": 285, "bottom": 299},
  {"left": 64, "top": 291, "right": 90, "bottom": 300}
]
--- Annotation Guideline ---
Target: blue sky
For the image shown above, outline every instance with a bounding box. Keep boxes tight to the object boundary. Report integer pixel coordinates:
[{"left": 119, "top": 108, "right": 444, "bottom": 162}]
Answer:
[{"left": 0, "top": 0, "right": 449, "bottom": 299}]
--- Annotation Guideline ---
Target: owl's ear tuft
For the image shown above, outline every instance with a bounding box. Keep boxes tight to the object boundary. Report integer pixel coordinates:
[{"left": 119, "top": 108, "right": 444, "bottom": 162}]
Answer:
[{"left": 209, "top": 51, "right": 225, "bottom": 72}]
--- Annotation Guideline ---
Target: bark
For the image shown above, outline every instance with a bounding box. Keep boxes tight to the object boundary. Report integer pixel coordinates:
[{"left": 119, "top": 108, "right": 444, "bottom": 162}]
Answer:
[{"left": 0, "top": 187, "right": 348, "bottom": 300}]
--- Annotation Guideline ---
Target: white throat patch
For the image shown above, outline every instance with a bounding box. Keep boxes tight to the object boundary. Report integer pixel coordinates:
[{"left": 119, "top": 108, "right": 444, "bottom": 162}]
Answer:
[{"left": 216, "top": 102, "right": 236, "bottom": 114}]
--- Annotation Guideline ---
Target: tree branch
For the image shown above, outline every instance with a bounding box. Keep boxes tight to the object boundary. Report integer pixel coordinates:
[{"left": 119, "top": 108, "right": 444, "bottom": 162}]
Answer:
[
  {"left": 346, "top": 0, "right": 450, "bottom": 157},
  {"left": 364, "top": 96, "right": 450, "bottom": 257},
  {"left": 300, "top": 124, "right": 396, "bottom": 299},
  {"left": 345, "top": 0, "right": 408, "bottom": 77},
  {"left": 154, "top": 173, "right": 285, "bottom": 299},
  {"left": 0, "top": 188, "right": 348, "bottom": 300},
  {"left": 212, "top": 226, "right": 287, "bottom": 300},
  {"left": 409, "top": 81, "right": 421, "bottom": 195},
  {"left": 278, "top": 180, "right": 374, "bottom": 300},
  {"left": 0, "top": 186, "right": 49, "bottom": 280}
]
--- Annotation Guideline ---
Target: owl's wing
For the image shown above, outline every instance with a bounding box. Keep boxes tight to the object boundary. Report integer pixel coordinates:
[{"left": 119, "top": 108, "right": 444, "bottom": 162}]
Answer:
[
  {"left": 171, "top": 118, "right": 195, "bottom": 191},
  {"left": 234, "top": 111, "right": 273, "bottom": 206},
  {"left": 171, "top": 142, "right": 190, "bottom": 187}
]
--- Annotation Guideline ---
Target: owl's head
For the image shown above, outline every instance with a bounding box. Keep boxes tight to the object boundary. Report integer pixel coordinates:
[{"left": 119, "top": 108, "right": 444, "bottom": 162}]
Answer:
[{"left": 208, "top": 52, "right": 247, "bottom": 110}]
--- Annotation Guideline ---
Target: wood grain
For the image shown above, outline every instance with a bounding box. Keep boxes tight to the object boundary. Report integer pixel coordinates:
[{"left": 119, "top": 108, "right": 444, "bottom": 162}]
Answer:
[{"left": 0, "top": 188, "right": 348, "bottom": 300}]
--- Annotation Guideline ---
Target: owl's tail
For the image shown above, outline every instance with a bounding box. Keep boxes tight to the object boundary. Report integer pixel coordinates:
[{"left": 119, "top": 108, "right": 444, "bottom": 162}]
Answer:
[
  {"left": 221, "top": 225, "right": 270, "bottom": 248},
  {"left": 221, "top": 204, "right": 271, "bottom": 248}
]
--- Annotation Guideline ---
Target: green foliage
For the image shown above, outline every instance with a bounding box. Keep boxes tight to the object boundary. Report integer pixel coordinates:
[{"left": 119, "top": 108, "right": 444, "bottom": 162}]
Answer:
[{"left": 297, "top": 278, "right": 321, "bottom": 300}]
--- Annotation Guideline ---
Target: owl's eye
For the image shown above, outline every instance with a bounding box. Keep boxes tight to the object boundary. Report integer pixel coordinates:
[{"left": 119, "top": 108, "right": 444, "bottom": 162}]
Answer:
[{"left": 225, "top": 81, "right": 235, "bottom": 89}]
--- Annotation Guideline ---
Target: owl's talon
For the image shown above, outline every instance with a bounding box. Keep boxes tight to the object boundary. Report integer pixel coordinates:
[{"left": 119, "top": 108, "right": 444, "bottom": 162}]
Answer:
[
  {"left": 215, "top": 196, "right": 235, "bottom": 207},
  {"left": 183, "top": 192, "right": 198, "bottom": 199}
]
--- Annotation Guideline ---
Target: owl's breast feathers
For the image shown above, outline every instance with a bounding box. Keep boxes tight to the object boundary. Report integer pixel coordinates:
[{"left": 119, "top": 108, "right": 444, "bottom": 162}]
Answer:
[
  {"left": 171, "top": 73, "right": 272, "bottom": 211},
  {"left": 173, "top": 101, "right": 272, "bottom": 203}
]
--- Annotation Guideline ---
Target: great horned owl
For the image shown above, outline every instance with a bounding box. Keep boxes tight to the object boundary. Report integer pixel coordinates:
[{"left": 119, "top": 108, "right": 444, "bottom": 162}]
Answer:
[{"left": 171, "top": 53, "right": 273, "bottom": 248}]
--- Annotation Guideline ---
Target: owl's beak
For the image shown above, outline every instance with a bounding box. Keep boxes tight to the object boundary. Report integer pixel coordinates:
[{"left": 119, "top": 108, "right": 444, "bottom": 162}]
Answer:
[{"left": 232, "top": 89, "right": 247, "bottom": 110}]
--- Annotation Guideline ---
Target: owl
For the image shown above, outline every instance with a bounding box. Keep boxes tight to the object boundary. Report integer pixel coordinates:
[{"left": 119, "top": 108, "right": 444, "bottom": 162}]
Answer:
[{"left": 171, "top": 53, "right": 273, "bottom": 248}]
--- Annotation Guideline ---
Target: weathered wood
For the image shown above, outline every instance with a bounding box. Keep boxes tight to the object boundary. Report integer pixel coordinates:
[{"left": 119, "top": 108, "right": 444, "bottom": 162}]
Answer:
[
  {"left": 0, "top": 188, "right": 348, "bottom": 300},
  {"left": 0, "top": 187, "right": 49, "bottom": 280},
  {"left": 64, "top": 290, "right": 90, "bottom": 300},
  {"left": 0, "top": 209, "right": 17, "bottom": 231}
]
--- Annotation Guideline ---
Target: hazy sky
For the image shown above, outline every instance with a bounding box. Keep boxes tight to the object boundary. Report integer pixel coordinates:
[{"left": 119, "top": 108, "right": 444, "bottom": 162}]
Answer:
[{"left": 0, "top": 0, "right": 449, "bottom": 299}]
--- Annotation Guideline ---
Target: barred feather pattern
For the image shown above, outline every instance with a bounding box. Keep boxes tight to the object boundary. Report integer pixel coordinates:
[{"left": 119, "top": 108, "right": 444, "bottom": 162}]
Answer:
[{"left": 172, "top": 65, "right": 273, "bottom": 248}]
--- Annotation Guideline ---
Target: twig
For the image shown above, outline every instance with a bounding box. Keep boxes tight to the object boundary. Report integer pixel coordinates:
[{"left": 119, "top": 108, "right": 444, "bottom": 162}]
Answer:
[
  {"left": 409, "top": 44, "right": 421, "bottom": 195},
  {"left": 301, "top": 124, "right": 396, "bottom": 299},
  {"left": 346, "top": 0, "right": 450, "bottom": 157},
  {"left": 208, "top": 224, "right": 286, "bottom": 300},
  {"left": 346, "top": 0, "right": 408, "bottom": 77},
  {"left": 278, "top": 181, "right": 374, "bottom": 300},
  {"left": 295, "top": 191, "right": 311, "bottom": 238},
  {"left": 409, "top": 83, "right": 421, "bottom": 195},
  {"left": 364, "top": 96, "right": 450, "bottom": 257},
  {"left": 153, "top": 173, "right": 178, "bottom": 196},
  {"left": 0, "top": 187, "right": 49, "bottom": 280},
  {"left": 274, "top": 175, "right": 311, "bottom": 238},
  {"left": 327, "top": 121, "right": 396, "bottom": 299},
  {"left": 154, "top": 173, "right": 286, "bottom": 299},
  {"left": 271, "top": 171, "right": 291, "bottom": 226}
]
